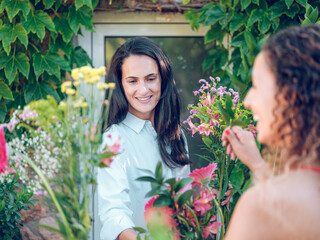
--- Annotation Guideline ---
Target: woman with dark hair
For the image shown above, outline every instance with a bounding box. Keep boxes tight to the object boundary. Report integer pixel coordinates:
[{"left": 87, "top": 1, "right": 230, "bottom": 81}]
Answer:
[
  {"left": 98, "top": 37, "right": 191, "bottom": 240},
  {"left": 222, "top": 24, "right": 320, "bottom": 239}
]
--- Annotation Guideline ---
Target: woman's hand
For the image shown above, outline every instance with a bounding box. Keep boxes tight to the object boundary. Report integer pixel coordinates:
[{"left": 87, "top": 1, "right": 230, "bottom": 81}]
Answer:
[
  {"left": 118, "top": 229, "right": 139, "bottom": 240},
  {"left": 221, "top": 126, "right": 269, "bottom": 179}
]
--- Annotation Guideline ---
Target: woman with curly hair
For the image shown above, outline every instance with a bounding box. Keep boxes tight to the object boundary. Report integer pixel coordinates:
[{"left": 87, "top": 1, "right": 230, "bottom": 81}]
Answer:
[{"left": 222, "top": 24, "right": 320, "bottom": 239}]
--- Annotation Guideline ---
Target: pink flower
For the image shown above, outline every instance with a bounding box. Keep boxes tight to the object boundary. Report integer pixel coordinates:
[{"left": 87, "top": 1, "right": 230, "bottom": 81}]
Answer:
[
  {"left": 193, "top": 189, "right": 214, "bottom": 215},
  {"left": 187, "top": 120, "right": 198, "bottom": 137},
  {"left": 101, "top": 157, "right": 114, "bottom": 167},
  {"left": 207, "top": 109, "right": 213, "bottom": 115},
  {"left": 188, "top": 162, "right": 217, "bottom": 186},
  {"left": 202, "top": 216, "right": 219, "bottom": 238},
  {"left": 247, "top": 123, "right": 258, "bottom": 137},
  {"left": 193, "top": 91, "right": 199, "bottom": 96},
  {"left": 0, "top": 127, "right": 9, "bottom": 174},
  {"left": 144, "top": 196, "right": 180, "bottom": 240}
]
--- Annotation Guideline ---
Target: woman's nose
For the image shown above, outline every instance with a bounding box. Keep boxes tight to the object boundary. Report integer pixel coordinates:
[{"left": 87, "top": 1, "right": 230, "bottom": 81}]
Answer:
[{"left": 138, "top": 81, "right": 148, "bottom": 95}]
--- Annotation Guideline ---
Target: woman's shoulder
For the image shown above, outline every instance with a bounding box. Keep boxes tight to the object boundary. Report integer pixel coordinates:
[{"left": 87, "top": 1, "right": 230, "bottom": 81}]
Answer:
[{"left": 226, "top": 171, "right": 320, "bottom": 239}]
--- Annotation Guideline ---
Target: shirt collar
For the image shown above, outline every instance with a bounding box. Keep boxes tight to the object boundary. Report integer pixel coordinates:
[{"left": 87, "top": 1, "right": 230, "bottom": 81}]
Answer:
[{"left": 122, "top": 112, "right": 149, "bottom": 134}]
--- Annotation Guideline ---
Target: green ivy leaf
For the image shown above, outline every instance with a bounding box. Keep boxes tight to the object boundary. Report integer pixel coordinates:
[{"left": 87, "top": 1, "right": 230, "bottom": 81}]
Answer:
[
  {"left": 247, "top": 9, "right": 263, "bottom": 26},
  {"left": 33, "top": 52, "right": 65, "bottom": 79},
  {"left": 75, "top": 0, "right": 93, "bottom": 11},
  {"left": 285, "top": 0, "right": 294, "bottom": 8},
  {"left": 252, "top": 0, "right": 259, "bottom": 4},
  {"left": 269, "top": 1, "right": 287, "bottom": 19},
  {"left": 258, "top": 15, "right": 271, "bottom": 34},
  {"left": 50, "top": 36, "right": 73, "bottom": 56},
  {"left": 213, "top": 47, "right": 229, "bottom": 71},
  {"left": 43, "top": 0, "right": 55, "bottom": 9},
  {"left": 286, "top": 3, "right": 300, "bottom": 19},
  {"left": 240, "top": 0, "right": 251, "bottom": 11},
  {"left": 54, "top": 0, "right": 63, "bottom": 11},
  {"left": 204, "top": 25, "right": 227, "bottom": 44},
  {"left": 229, "top": 32, "right": 245, "bottom": 47},
  {"left": 220, "top": 0, "right": 232, "bottom": 7},
  {"left": 24, "top": 81, "right": 60, "bottom": 104},
  {"left": 0, "top": 0, "right": 30, "bottom": 22},
  {"left": 0, "top": 81, "right": 13, "bottom": 100},
  {"left": 219, "top": 10, "right": 234, "bottom": 29},
  {"left": 296, "top": 0, "right": 307, "bottom": 7},
  {"left": 68, "top": 6, "right": 93, "bottom": 33},
  {"left": 0, "top": 24, "right": 28, "bottom": 55},
  {"left": 0, "top": 51, "right": 30, "bottom": 84},
  {"left": 22, "top": 11, "right": 56, "bottom": 41},
  {"left": 203, "top": 5, "right": 226, "bottom": 27},
  {"left": 305, "top": 4, "right": 319, "bottom": 23},
  {"left": 53, "top": 15, "right": 73, "bottom": 43},
  {"left": 229, "top": 14, "right": 246, "bottom": 33},
  {"left": 244, "top": 30, "right": 257, "bottom": 53},
  {"left": 71, "top": 46, "right": 93, "bottom": 67},
  {"left": 202, "top": 55, "right": 214, "bottom": 71},
  {"left": 0, "top": 100, "right": 6, "bottom": 122}
]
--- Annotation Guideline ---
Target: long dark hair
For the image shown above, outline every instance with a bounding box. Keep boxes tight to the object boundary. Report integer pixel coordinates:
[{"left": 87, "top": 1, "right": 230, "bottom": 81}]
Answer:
[
  {"left": 263, "top": 24, "right": 320, "bottom": 167},
  {"left": 102, "top": 37, "right": 191, "bottom": 168}
]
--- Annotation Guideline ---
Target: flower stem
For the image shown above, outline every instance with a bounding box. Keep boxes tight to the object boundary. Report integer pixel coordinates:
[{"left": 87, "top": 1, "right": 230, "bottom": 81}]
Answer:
[
  {"left": 213, "top": 198, "right": 225, "bottom": 240},
  {"left": 184, "top": 204, "right": 201, "bottom": 235}
]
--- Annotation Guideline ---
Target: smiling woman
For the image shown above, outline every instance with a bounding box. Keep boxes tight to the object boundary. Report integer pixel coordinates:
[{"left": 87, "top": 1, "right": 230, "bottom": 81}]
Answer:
[
  {"left": 98, "top": 37, "right": 191, "bottom": 240},
  {"left": 121, "top": 55, "right": 161, "bottom": 123}
]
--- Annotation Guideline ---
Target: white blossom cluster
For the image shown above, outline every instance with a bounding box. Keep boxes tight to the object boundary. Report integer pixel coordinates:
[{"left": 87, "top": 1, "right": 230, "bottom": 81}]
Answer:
[{"left": 7, "top": 129, "right": 61, "bottom": 193}]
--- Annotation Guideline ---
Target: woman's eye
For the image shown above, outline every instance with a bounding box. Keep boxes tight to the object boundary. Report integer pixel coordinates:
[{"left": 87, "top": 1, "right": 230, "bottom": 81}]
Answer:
[{"left": 148, "top": 78, "right": 156, "bottom": 81}]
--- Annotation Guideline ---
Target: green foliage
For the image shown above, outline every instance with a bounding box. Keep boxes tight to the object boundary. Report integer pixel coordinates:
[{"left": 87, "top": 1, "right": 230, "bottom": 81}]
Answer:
[
  {"left": 184, "top": 0, "right": 320, "bottom": 95},
  {"left": 0, "top": 173, "right": 38, "bottom": 240},
  {"left": 0, "top": 0, "right": 96, "bottom": 123}
]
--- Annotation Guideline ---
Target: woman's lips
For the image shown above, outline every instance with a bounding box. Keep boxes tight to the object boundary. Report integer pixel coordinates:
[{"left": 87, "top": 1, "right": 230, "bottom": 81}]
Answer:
[{"left": 136, "top": 96, "right": 152, "bottom": 103}]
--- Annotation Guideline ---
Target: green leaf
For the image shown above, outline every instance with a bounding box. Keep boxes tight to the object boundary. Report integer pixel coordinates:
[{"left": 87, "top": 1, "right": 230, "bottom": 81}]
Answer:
[
  {"left": 153, "top": 195, "right": 171, "bottom": 208},
  {"left": 24, "top": 82, "right": 60, "bottom": 104},
  {"left": 75, "top": 0, "right": 92, "bottom": 11},
  {"left": 244, "top": 30, "right": 257, "bottom": 53},
  {"left": 53, "top": 15, "right": 73, "bottom": 43},
  {"left": 213, "top": 47, "right": 229, "bottom": 71},
  {"left": 33, "top": 52, "right": 69, "bottom": 79},
  {"left": 229, "top": 14, "right": 246, "bottom": 33},
  {"left": 0, "top": 100, "right": 6, "bottom": 122},
  {"left": 43, "top": 0, "right": 55, "bottom": 9},
  {"left": 229, "top": 32, "right": 245, "bottom": 47},
  {"left": 136, "top": 176, "right": 158, "bottom": 183},
  {"left": 204, "top": 26, "right": 227, "bottom": 44},
  {"left": 230, "top": 168, "right": 245, "bottom": 192},
  {"left": 217, "top": 102, "right": 231, "bottom": 125},
  {"left": 247, "top": 9, "right": 263, "bottom": 26},
  {"left": 182, "top": 0, "right": 191, "bottom": 4},
  {"left": 155, "top": 162, "right": 163, "bottom": 182},
  {"left": 252, "top": 0, "right": 259, "bottom": 4},
  {"left": 68, "top": 6, "right": 93, "bottom": 33},
  {"left": 225, "top": 95, "right": 234, "bottom": 119},
  {"left": 285, "top": 0, "right": 294, "bottom": 8},
  {"left": 177, "top": 189, "right": 194, "bottom": 208},
  {"left": 0, "top": 24, "right": 28, "bottom": 55},
  {"left": 71, "top": 46, "right": 93, "bottom": 67},
  {"left": 22, "top": 11, "right": 56, "bottom": 41},
  {"left": 202, "top": 55, "right": 214, "bottom": 71},
  {"left": 286, "top": 3, "right": 300, "bottom": 19},
  {"left": 1, "top": 52, "right": 30, "bottom": 84},
  {"left": 0, "top": 0, "right": 31, "bottom": 22},
  {"left": 296, "top": 0, "right": 307, "bottom": 7},
  {"left": 220, "top": 0, "right": 232, "bottom": 7},
  {"left": 305, "top": 4, "right": 319, "bottom": 23},
  {"left": 0, "top": 81, "right": 14, "bottom": 100},
  {"left": 173, "top": 177, "right": 194, "bottom": 193},
  {"left": 269, "top": 1, "right": 287, "bottom": 19},
  {"left": 240, "top": 0, "right": 251, "bottom": 11},
  {"left": 258, "top": 15, "right": 271, "bottom": 34},
  {"left": 203, "top": 6, "right": 226, "bottom": 27},
  {"left": 202, "top": 135, "right": 212, "bottom": 148},
  {"left": 219, "top": 10, "right": 234, "bottom": 29}
]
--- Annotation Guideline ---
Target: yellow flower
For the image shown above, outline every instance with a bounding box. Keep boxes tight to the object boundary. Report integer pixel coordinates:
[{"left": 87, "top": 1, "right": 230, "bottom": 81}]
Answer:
[
  {"left": 97, "top": 66, "right": 106, "bottom": 76},
  {"left": 71, "top": 69, "right": 80, "bottom": 80},
  {"left": 97, "top": 83, "right": 109, "bottom": 90},
  {"left": 85, "top": 75, "right": 100, "bottom": 85},
  {"left": 81, "top": 102, "right": 88, "bottom": 108},
  {"left": 61, "top": 81, "right": 72, "bottom": 93},
  {"left": 90, "top": 68, "right": 99, "bottom": 77},
  {"left": 66, "top": 88, "right": 76, "bottom": 95},
  {"left": 73, "top": 81, "right": 80, "bottom": 87},
  {"left": 80, "top": 66, "right": 92, "bottom": 75},
  {"left": 107, "top": 83, "right": 116, "bottom": 89}
]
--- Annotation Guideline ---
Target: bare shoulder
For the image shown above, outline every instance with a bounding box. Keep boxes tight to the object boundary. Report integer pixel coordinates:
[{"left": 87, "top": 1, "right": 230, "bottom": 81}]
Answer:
[{"left": 225, "top": 171, "right": 320, "bottom": 240}]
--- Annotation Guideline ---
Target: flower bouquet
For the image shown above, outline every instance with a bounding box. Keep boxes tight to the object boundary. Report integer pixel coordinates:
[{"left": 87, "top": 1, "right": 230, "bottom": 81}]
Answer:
[
  {"left": 136, "top": 162, "right": 220, "bottom": 240},
  {"left": 1, "top": 66, "right": 118, "bottom": 239}
]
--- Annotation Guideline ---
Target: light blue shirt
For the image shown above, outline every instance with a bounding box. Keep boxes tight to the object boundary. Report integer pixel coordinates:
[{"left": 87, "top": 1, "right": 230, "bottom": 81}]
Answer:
[{"left": 97, "top": 113, "right": 190, "bottom": 240}]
